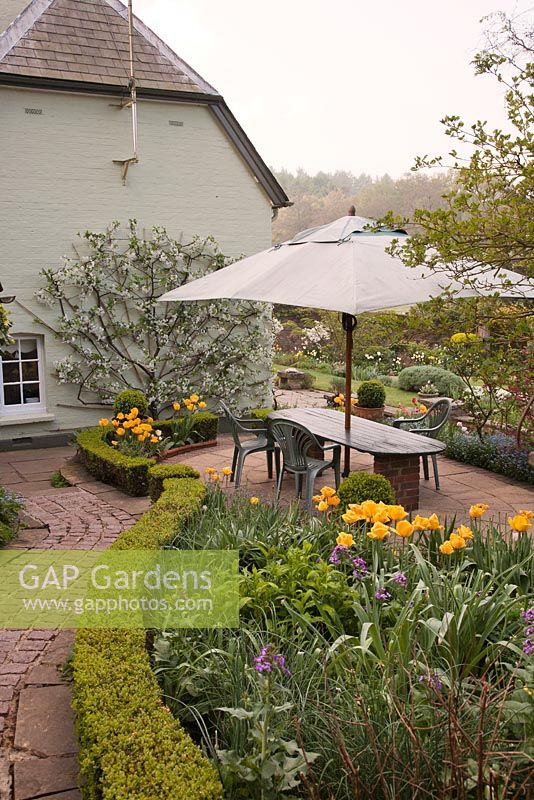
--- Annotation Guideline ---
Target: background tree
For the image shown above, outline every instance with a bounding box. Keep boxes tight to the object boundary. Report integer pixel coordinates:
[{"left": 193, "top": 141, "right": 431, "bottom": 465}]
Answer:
[
  {"left": 36, "top": 221, "right": 272, "bottom": 416},
  {"left": 0, "top": 304, "right": 12, "bottom": 349},
  {"left": 382, "top": 11, "right": 534, "bottom": 290}
]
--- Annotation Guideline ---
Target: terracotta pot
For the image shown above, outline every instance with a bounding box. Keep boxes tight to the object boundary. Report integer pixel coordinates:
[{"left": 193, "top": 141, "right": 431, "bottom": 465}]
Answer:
[
  {"left": 158, "top": 439, "right": 218, "bottom": 461},
  {"left": 353, "top": 406, "right": 384, "bottom": 422}
]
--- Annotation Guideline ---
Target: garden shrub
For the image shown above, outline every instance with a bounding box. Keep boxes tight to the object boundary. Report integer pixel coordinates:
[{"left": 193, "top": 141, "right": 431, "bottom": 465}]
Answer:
[
  {"left": 76, "top": 413, "right": 217, "bottom": 496},
  {"left": 73, "top": 477, "right": 223, "bottom": 799},
  {"left": 444, "top": 431, "right": 534, "bottom": 485},
  {"left": 357, "top": 380, "right": 386, "bottom": 407},
  {"left": 249, "top": 408, "right": 273, "bottom": 422},
  {"left": 77, "top": 428, "right": 155, "bottom": 496},
  {"left": 148, "top": 463, "right": 200, "bottom": 502},
  {"left": 338, "top": 472, "right": 396, "bottom": 507},
  {"left": 398, "top": 366, "right": 465, "bottom": 398},
  {"left": 113, "top": 389, "right": 149, "bottom": 418},
  {"left": 155, "top": 412, "right": 218, "bottom": 443},
  {"left": 0, "top": 486, "right": 22, "bottom": 547}
]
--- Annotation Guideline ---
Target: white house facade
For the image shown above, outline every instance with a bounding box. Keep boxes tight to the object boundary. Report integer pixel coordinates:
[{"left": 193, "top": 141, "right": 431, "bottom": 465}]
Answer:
[{"left": 0, "top": 0, "right": 289, "bottom": 446}]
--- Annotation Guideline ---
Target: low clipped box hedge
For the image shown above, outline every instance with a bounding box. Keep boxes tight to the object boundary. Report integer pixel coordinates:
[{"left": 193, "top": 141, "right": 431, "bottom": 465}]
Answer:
[
  {"left": 73, "top": 477, "right": 223, "bottom": 800},
  {"left": 338, "top": 471, "right": 396, "bottom": 507},
  {"left": 357, "top": 380, "right": 386, "bottom": 408},
  {"left": 148, "top": 463, "right": 200, "bottom": 502},
  {"left": 76, "top": 412, "right": 217, "bottom": 496},
  {"left": 398, "top": 366, "right": 465, "bottom": 399}
]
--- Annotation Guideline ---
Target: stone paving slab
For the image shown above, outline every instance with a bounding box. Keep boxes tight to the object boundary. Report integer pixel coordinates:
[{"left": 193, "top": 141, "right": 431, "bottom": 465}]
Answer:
[
  {"left": 13, "top": 755, "right": 79, "bottom": 800},
  {"left": 15, "top": 685, "right": 77, "bottom": 757}
]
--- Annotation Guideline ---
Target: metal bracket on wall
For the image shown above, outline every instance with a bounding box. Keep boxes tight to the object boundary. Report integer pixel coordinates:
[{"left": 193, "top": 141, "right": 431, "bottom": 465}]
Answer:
[{"left": 112, "top": 156, "right": 138, "bottom": 185}]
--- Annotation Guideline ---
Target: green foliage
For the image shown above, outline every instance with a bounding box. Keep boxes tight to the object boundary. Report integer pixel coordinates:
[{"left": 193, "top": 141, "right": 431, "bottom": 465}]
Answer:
[
  {"left": 77, "top": 427, "right": 155, "bottom": 496},
  {"left": 0, "top": 521, "right": 15, "bottom": 547},
  {"left": 50, "top": 471, "right": 71, "bottom": 488},
  {"left": 443, "top": 430, "right": 534, "bottom": 485},
  {"left": 113, "top": 389, "right": 149, "bottom": 418},
  {"left": 338, "top": 471, "right": 396, "bottom": 506},
  {"left": 398, "top": 365, "right": 465, "bottom": 398},
  {"left": 155, "top": 413, "right": 218, "bottom": 444},
  {"left": 37, "top": 220, "right": 272, "bottom": 415},
  {"left": 357, "top": 379, "right": 386, "bottom": 408},
  {"left": 148, "top": 463, "right": 200, "bottom": 502},
  {"left": 73, "top": 477, "right": 223, "bottom": 800},
  {"left": 156, "top": 493, "right": 534, "bottom": 798},
  {"left": 248, "top": 408, "right": 273, "bottom": 422},
  {"left": 0, "top": 304, "right": 12, "bottom": 348},
  {"left": 0, "top": 486, "right": 22, "bottom": 546}
]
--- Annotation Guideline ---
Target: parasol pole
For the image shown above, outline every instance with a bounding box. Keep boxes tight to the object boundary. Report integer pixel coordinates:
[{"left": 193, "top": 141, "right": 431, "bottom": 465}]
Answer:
[{"left": 342, "top": 313, "right": 357, "bottom": 477}]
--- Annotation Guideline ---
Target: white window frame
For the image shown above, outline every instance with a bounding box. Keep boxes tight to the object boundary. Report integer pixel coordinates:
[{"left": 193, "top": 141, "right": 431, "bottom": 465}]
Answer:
[{"left": 0, "top": 334, "right": 46, "bottom": 416}]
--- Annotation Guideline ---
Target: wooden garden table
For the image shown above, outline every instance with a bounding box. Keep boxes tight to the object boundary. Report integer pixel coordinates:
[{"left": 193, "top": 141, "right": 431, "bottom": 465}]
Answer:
[{"left": 269, "top": 408, "right": 445, "bottom": 511}]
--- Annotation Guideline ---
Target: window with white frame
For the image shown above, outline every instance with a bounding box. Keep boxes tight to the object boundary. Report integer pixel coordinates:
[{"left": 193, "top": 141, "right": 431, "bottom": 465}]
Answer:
[{"left": 0, "top": 335, "right": 45, "bottom": 414}]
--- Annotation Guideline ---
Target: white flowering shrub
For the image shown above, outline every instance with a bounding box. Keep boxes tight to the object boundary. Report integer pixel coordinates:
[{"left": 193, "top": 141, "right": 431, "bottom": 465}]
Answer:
[{"left": 36, "top": 220, "right": 272, "bottom": 415}]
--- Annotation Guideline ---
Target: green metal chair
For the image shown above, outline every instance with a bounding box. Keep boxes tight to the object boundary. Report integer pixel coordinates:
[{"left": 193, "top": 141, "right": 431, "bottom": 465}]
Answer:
[
  {"left": 392, "top": 398, "right": 452, "bottom": 489},
  {"left": 268, "top": 418, "right": 341, "bottom": 513},
  {"left": 219, "top": 402, "right": 280, "bottom": 489}
]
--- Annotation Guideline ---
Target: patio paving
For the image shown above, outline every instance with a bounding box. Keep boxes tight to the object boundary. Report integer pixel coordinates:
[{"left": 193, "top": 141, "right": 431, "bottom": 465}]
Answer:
[{"left": 167, "top": 434, "right": 533, "bottom": 522}]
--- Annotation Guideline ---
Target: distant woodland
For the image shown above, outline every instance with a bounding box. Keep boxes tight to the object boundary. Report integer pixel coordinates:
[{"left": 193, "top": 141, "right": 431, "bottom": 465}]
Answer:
[{"left": 271, "top": 169, "right": 453, "bottom": 242}]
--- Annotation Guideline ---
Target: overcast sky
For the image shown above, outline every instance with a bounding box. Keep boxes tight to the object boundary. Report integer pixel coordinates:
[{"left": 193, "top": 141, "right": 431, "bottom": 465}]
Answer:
[{"left": 135, "top": 0, "right": 531, "bottom": 178}]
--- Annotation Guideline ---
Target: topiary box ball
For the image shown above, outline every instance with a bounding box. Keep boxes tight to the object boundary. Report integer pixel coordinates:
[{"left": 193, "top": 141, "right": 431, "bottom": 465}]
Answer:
[
  {"left": 338, "top": 472, "right": 396, "bottom": 507},
  {"left": 113, "top": 389, "right": 149, "bottom": 418}
]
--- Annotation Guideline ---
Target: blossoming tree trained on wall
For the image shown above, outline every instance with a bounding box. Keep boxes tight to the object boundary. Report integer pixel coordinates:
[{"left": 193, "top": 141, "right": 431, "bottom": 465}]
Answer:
[{"left": 36, "top": 221, "right": 273, "bottom": 416}]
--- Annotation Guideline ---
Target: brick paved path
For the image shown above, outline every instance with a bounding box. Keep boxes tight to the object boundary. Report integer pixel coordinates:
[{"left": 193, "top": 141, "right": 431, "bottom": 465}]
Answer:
[{"left": 0, "top": 488, "right": 135, "bottom": 800}]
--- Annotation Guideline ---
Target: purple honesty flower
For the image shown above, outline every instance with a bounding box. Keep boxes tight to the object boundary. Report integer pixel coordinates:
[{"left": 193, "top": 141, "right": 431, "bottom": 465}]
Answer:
[
  {"left": 521, "top": 607, "right": 534, "bottom": 655},
  {"left": 419, "top": 672, "right": 443, "bottom": 691},
  {"left": 352, "top": 557, "right": 368, "bottom": 580},
  {"left": 375, "top": 588, "right": 392, "bottom": 602},
  {"left": 254, "top": 645, "right": 291, "bottom": 676},
  {"left": 393, "top": 572, "right": 407, "bottom": 588},
  {"left": 329, "top": 544, "right": 348, "bottom": 565}
]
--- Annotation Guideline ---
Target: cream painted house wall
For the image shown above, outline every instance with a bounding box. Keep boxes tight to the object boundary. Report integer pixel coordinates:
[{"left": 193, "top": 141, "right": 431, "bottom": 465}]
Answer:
[{"left": 0, "top": 85, "right": 273, "bottom": 441}]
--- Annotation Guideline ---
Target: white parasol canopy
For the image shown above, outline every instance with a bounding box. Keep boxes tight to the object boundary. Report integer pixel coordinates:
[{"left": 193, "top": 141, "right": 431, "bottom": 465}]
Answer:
[
  {"left": 159, "top": 216, "right": 533, "bottom": 314},
  {"left": 159, "top": 215, "right": 533, "bottom": 474}
]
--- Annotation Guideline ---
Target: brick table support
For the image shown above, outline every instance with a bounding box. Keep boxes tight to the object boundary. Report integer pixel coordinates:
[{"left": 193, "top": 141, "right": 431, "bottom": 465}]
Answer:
[{"left": 373, "top": 454, "right": 421, "bottom": 511}]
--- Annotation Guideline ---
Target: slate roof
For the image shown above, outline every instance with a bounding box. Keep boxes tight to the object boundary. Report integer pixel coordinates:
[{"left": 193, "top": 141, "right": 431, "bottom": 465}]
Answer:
[
  {"left": 0, "top": 0, "right": 291, "bottom": 208},
  {"left": 0, "top": 0, "right": 217, "bottom": 93}
]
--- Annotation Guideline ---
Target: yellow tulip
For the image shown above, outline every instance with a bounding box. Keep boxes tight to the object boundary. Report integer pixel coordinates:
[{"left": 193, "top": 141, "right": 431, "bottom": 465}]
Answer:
[
  {"left": 111, "top": 419, "right": 120, "bottom": 427},
  {"left": 198, "top": 401, "right": 207, "bottom": 409},
  {"left": 439, "top": 541, "right": 454, "bottom": 555},
  {"left": 111, "top": 440, "right": 119, "bottom": 446},
  {"left": 426, "top": 514, "right": 444, "bottom": 531},
  {"left": 98, "top": 418, "right": 109, "bottom": 427},
  {"left": 205, "top": 467, "right": 215, "bottom": 474},
  {"left": 117, "top": 412, "right": 125, "bottom": 420},
  {"left": 508, "top": 514, "right": 532, "bottom": 533},
  {"left": 137, "top": 434, "right": 144, "bottom": 442},
  {"left": 342, "top": 509, "right": 364, "bottom": 524},
  {"left": 211, "top": 473, "right": 220, "bottom": 482},
  {"left": 469, "top": 503, "right": 489, "bottom": 519},
  {"left": 250, "top": 496, "right": 260, "bottom": 505},
  {"left": 173, "top": 402, "right": 181, "bottom": 412},
  {"left": 222, "top": 467, "right": 232, "bottom": 476},
  {"left": 116, "top": 428, "right": 125, "bottom": 436},
  {"left": 150, "top": 436, "right": 159, "bottom": 443},
  {"left": 328, "top": 495, "right": 341, "bottom": 506},
  {"left": 190, "top": 394, "right": 200, "bottom": 403},
  {"left": 317, "top": 500, "right": 329, "bottom": 512},
  {"left": 518, "top": 509, "right": 534, "bottom": 519},
  {"left": 321, "top": 486, "right": 336, "bottom": 498},
  {"left": 449, "top": 533, "right": 466, "bottom": 550},
  {"left": 386, "top": 505, "right": 408, "bottom": 521},
  {"left": 456, "top": 525, "right": 474, "bottom": 540},
  {"left": 130, "top": 407, "right": 139, "bottom": 417},
  {"left": 312, "top": 494, "right": 323, "bottom": 503},
  {"left": 336, "top": 532, "right": 354, "bottom": 547},
  {"left": 367, "top": 522, "right": 390, "bottom": 540},
  {"left": 360, "top": 500, "right": 379, "bottom": 522},
  {"left": 372, "top": 503, "right": 391, "bottom": 524},
  {"left": 412, "top": 515, "right": 430, "bottom": 531},
  {"left": 396, "top": 520, "right": 414, "bottom": 538},
  {"left": 147, "top": 417, "right": 153, "bottom": 424}
]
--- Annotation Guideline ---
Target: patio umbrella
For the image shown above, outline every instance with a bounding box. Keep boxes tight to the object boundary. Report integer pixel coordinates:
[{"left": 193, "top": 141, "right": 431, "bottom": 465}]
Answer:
[{"left": 159, "top": 214, "right": 533, "bottom": 472}]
